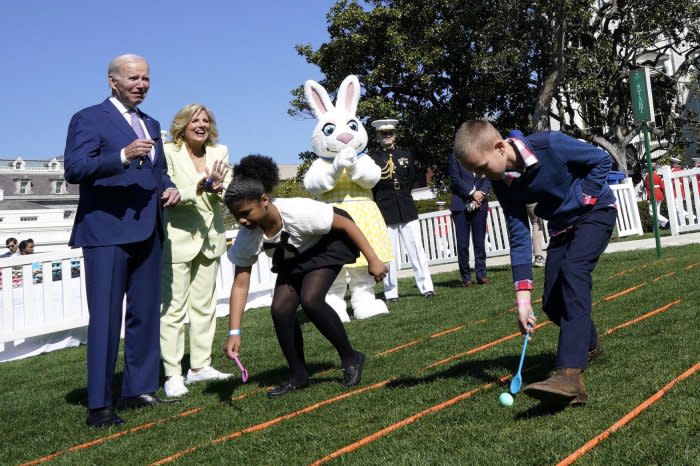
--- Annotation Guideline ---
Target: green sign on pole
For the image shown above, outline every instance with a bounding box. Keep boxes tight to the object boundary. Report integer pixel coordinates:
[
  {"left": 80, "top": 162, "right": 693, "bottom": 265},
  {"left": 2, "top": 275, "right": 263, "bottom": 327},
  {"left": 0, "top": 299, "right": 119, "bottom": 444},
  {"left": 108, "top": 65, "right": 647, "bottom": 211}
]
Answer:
[
  {"left": 630, "top": 67, "right": 662, "bottom": 256},
  {"left": 630, "top": 67, "right": 655, "bottom": 124}
]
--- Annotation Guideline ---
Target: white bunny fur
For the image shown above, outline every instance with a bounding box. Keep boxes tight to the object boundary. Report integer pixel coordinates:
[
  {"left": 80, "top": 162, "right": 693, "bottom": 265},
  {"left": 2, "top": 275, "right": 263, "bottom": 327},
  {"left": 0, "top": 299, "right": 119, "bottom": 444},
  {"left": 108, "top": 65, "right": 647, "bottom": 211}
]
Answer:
[
  {"left": 303, "top": 75, "right": 381, "bottom": 194},
  {"left": 302, "top": 75, "right": 390, "bottom": 321}
]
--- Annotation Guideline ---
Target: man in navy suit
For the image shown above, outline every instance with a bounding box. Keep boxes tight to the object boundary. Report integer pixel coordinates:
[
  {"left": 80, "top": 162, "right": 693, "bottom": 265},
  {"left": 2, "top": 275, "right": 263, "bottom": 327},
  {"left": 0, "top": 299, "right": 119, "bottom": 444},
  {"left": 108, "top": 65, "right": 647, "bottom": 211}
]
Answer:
[
  {"left": 448, "top": 153, "right": 491, "bottom": 288},
  {"left": 64, "top": 54, "right": 181, "bottom": 427}
]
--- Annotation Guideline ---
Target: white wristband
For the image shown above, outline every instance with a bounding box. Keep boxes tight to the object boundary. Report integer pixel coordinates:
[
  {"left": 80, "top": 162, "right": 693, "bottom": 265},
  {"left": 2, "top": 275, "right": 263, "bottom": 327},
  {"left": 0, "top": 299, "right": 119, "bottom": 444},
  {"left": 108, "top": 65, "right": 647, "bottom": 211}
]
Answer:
[{"left": 228, "top": 328, "right": 241, "bottom": 336}]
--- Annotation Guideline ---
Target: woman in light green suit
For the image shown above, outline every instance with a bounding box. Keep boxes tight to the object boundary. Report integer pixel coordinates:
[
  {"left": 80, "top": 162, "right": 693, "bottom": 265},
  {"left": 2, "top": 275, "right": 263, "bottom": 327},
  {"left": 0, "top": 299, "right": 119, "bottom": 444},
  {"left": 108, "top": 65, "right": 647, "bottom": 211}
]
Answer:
[{"left": 160, "top": 104, "right": 233, "bottom": 397}]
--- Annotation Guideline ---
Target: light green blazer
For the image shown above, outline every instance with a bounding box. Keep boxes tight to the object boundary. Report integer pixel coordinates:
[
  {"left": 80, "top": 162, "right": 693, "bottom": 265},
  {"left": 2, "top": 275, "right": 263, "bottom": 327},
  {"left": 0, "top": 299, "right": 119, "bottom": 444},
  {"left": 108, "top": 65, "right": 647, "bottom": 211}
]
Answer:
[{"left": 162, "top": 142, "right": 233, "bottom": 264}]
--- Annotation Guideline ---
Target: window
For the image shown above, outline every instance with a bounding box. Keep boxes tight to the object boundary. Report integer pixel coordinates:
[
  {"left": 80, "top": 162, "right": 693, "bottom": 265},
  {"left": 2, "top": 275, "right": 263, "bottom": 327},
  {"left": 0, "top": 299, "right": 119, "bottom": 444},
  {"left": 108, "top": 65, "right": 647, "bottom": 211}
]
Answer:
[
  {"left": 54, "top": 180, "right": 65, "bottom": 194},
  {"left": 20, "top": 216, "right": 38, "bottom": 222},
  {"left": 17, "top": 180, "right": 31, "bottom": 194}
]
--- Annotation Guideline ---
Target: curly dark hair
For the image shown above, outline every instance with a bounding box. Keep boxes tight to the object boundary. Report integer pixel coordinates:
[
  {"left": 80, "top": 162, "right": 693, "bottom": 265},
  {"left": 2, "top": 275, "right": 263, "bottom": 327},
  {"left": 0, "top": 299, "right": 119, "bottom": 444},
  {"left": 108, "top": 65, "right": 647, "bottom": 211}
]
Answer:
[{"left": 224, "top": 154, "right": 280, "bottom": 205}]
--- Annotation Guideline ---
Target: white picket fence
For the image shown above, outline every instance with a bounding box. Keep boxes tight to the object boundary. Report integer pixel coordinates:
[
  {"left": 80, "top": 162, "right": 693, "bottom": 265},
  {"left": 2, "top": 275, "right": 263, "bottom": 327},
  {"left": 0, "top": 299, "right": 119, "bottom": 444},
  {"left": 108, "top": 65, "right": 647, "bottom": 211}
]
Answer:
[
  {"left": 395, "top": 178, "right": 644, "bottom": 267},
  {"left": 658, "top": 165, "right": 700, "bottom": 236},
  {"left": 0, "top": 177, "right": 655, "bottom": 361}
]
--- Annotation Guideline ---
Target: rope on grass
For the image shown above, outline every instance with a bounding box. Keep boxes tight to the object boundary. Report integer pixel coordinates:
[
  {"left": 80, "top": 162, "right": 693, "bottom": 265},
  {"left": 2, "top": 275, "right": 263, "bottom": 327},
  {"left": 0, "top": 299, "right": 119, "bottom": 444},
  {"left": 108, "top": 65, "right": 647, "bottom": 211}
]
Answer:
[
  {"left": 421, "top": 321, "right": 552, "bottom": 372},
  {"left": 20, "top": 408, "right": 203, "bottom": 466},
  {"left": 20, "top": 271, "right": 680, "bottom": 465},
  {"left": 601, "top": 299, "right": 682, "bottom": 336},
  {"left": 603, "top": 283, "right": 646, "bottom": 301},
  {"left": 150, "top": 380, "right": 392, "bottom": 465},
  {"left": 556, "top": 360, "right": 700, "bottom": 466}
]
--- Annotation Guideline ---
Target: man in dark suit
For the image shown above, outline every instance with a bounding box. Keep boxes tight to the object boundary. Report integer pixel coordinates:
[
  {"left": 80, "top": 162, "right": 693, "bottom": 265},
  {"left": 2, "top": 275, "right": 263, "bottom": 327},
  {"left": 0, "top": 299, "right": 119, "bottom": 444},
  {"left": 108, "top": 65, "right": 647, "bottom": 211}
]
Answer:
[
  {"left": 368, "top": 119, "right": 434, "bottom": 303},
  {"left": 448, "top": 153, "right": 491, "bottom": 287},
  {"left": 64, "top": 54, "right": 181, "bottom": 427}
]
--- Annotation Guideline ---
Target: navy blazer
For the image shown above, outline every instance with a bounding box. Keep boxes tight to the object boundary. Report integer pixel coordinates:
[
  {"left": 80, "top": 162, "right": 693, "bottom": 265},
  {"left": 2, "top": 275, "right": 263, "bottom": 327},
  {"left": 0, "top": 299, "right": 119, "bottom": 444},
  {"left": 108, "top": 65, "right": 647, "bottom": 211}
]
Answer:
[
  {"left": 64, "top": 99, "right": 175, "bottom": 247},
  {"left": 448, "top": 153, "right": 491, "bottom": 212}
]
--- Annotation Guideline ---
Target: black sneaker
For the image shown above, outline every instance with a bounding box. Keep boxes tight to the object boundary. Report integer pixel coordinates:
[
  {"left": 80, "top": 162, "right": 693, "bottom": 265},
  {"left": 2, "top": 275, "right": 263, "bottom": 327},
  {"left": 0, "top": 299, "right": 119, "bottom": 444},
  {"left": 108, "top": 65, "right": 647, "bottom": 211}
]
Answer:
[{"left": 267, "top": 378, "right": 310, "bottom": 397}]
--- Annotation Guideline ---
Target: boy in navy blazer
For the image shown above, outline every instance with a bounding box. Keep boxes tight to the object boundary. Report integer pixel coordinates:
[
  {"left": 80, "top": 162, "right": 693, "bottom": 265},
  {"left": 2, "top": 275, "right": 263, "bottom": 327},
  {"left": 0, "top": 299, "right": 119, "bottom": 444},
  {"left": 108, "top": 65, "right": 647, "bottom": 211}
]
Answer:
[
  {"left": 454, "top": 120, "right": 616, "bottom": 408},
  {"left": 64, "top": 54, "right": 181, "bottom": 427}
]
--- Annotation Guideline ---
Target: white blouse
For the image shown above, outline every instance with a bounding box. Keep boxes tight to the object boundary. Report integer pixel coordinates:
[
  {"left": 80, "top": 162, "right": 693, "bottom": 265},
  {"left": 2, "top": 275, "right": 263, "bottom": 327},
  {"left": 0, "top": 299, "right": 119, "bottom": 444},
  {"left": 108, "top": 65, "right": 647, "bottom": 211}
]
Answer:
[{"left": 228, "top": 198, "right": 335, "bottom": 267}]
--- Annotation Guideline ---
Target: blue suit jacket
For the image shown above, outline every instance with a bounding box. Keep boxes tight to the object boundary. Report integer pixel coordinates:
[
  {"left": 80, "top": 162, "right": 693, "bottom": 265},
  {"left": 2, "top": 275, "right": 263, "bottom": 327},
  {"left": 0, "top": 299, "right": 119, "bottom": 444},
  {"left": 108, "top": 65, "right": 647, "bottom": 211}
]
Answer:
[
  {"left": 64, "top": 99, "right": 175, "bottom": 247},
  {"left": 448, "top": 153, "right": 491, "bottom": 212}
]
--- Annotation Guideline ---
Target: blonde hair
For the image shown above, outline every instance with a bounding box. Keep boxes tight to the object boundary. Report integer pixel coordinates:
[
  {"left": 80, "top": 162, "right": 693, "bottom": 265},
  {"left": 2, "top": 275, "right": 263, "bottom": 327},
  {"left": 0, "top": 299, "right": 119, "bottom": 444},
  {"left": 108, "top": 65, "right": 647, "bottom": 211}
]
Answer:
[
  {"left": 168, "top": 104, "right": 219, "bottom": 147},
  {"left": 453, "top": 120, "right": 502, "bottom": 165}
]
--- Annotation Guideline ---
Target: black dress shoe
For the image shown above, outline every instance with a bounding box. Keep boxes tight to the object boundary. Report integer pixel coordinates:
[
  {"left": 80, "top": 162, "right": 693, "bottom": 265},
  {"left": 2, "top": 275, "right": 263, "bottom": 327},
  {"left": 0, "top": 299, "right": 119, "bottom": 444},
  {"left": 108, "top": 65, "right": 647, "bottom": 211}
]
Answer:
[
  {"left": 86, "top": 407, "right": 124, "bottom": 428},
  {"left": 267, "top": 379, "right": 310, "bottom": 397},
  {"left": 343, "top": 351, "right": 366, "bottom": 387},
  {"left": 423, "top": 291, "right": 435, "bottom": 298},
  {"left": 387, "top": 297, "right": 399, "bottom": 303},
  {"left": 118, "top": 393, "right": 179, "bottom": 410}
]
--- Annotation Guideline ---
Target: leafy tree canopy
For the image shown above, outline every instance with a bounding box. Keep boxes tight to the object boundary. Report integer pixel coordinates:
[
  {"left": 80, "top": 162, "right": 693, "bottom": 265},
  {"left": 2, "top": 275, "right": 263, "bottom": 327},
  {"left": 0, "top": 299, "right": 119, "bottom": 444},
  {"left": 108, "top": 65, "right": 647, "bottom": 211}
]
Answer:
[{"left": 291, "top": 0, "right": 700, "bottom": 178}]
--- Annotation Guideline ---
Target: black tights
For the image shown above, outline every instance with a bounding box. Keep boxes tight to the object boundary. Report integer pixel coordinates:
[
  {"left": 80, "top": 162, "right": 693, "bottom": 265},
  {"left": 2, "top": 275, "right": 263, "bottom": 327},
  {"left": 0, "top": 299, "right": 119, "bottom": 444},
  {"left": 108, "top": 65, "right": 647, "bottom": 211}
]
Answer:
[{"left": 271, "top": 266, "right": 357, "bottom": 383}]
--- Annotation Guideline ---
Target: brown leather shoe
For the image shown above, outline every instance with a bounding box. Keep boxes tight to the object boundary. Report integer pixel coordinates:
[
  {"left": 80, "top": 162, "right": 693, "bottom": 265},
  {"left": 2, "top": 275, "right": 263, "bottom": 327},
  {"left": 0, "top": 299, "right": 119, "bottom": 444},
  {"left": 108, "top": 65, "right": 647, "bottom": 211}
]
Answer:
[
  {"left": 523, "top": 368, "right": 588, "bottom": 406},
  {"left": 477, "top": 277, "right": 489, "bottom": 285},
  {"left": 463, "top": 280, "right": 473, "bottom": 288},
  {"left": 587, "top": 341, "right": 603, "bottom": 363}
]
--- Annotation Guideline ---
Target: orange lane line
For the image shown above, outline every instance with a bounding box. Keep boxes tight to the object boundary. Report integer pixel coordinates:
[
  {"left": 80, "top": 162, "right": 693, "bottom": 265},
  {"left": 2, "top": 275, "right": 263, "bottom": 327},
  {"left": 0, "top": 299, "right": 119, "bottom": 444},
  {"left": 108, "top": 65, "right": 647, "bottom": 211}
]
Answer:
[
  {"left": 23, "top": 280, "right": 668, "bottom": 465},
  {"left": 315, "top": 368, "right": 337, "bottom": 377},
  {"left": 156, "top": 296, "right": 681, "bottom": 465},
  {"left": 603, "top": 283, "right": 645, "bottom": 301},
  {"left": 652, "top": 271, "right": 676, "bottom": 282},
  {"left": 421, "top": 321, "right": 552, "bottom": 372},
  {"left": 20, "top": 408, "right": 203, "bottom": 466},
  {"left": 311, "top": 298, "right": 687, "bottom": 466},
  {"left": 608, "top": 267, "right": 635, "bottom": 279},
  {"left": 151, "top": 380, "right": 392, "bottom": 465},
  {"left": 686, "top": 260, "right": 700, "bottom": 270},
  {"left": 557, "top": 360, "right": 700, "bottom": 466},
  {"left": 431, "top": 325, "right": 465, "bottom": 338},
  {"left": 375, "top": 339, "right": 423, "bottom": 357},
  {"left": 311, "top": 382, "right": 499, "bottom": 465},
  {"left": 231, "top": 387, "right": 269, "bottom": 401},
  {"left": 601, "top": 299, "right": 682, "bottom": 336}
]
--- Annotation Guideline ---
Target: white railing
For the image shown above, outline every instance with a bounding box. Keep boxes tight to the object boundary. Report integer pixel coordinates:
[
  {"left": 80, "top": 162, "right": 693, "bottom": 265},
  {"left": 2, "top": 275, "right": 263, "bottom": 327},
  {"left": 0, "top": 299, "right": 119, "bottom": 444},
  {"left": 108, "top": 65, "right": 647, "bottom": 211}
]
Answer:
[
  {"left": 659, "top": 165, "right": 700, "bottom": 236},
  {"left": 396, "top": 179, "right": 643, "bottom": 268},
  {"left": 0, "top": 178, "right": 644, "bottom": 361},
  {"left": 0, "top": 250, "right": 88, "bottom": 355},
  {"left": 611, "top": 178, "right": 645, "bottom": 237}
]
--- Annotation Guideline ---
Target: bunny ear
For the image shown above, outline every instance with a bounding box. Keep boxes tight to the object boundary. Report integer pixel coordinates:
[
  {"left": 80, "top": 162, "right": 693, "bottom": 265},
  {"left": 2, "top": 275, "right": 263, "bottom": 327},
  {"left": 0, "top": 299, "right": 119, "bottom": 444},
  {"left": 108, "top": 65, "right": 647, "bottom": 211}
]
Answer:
[
  {"left": 336, "top": 75, "right": 361, "bottom": 115},
  {"left": 304, "top": 80, "right": 334, "bottom": 119}
]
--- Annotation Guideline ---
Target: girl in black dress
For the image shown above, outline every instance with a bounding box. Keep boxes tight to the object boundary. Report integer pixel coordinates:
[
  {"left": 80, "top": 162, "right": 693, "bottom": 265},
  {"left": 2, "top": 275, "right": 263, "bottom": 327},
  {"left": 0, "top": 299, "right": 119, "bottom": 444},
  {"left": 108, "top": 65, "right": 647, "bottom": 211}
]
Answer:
[{"left": 223, "top": 155, "right": 387, "bottom": 397}]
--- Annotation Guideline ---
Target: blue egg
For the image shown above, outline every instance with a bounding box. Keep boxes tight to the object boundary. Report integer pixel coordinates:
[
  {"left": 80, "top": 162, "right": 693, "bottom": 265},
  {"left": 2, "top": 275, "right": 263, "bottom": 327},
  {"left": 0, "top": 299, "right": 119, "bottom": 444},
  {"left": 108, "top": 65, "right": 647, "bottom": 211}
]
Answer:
[{"left": 498, "top": 392, "right": 514, "bottom": 407}]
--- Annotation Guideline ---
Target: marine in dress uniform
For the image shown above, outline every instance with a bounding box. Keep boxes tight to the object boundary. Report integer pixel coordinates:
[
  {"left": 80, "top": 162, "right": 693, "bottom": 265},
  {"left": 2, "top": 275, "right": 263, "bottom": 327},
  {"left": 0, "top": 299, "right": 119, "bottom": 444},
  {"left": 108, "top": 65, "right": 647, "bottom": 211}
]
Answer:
[{"left": 368, "top": 119, "right": 434, "bottom": 302}]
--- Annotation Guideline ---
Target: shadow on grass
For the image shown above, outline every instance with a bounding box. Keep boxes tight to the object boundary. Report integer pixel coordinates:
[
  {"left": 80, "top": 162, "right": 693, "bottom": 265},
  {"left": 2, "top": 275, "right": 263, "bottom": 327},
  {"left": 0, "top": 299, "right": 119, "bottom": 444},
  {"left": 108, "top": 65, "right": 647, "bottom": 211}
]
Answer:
[
  {"left": 65, "top": 371, "right": 126, "bottom": 407},
  {"left": 383, "top": 352, "right": 584, "bottom": 418},
  {"left": 385, "top": 352, "right": 555, "bottom": 389}
]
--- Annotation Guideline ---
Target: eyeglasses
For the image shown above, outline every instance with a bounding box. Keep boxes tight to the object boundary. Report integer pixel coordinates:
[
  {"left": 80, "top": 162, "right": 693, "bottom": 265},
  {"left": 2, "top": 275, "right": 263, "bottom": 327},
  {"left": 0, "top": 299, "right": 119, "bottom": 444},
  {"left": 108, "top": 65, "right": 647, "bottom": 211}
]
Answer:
[{"left": 379, "top": 132, "right": 395, "bottom": 137}]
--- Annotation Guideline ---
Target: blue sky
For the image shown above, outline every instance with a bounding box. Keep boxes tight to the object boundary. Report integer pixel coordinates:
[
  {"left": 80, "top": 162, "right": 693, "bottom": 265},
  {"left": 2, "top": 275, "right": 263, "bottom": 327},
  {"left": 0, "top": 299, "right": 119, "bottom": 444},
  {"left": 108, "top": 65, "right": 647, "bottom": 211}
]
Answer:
[{"left": 0, "top": 1, "right": 340, "bottom": 165}]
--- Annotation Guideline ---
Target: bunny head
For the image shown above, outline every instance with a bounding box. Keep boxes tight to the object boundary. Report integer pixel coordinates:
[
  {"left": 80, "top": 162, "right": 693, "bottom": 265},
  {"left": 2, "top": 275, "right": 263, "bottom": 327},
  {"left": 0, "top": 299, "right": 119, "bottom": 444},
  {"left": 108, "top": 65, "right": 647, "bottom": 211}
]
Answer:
[{"left": 304, "top": 75, "right": 368, "bottom": 160}]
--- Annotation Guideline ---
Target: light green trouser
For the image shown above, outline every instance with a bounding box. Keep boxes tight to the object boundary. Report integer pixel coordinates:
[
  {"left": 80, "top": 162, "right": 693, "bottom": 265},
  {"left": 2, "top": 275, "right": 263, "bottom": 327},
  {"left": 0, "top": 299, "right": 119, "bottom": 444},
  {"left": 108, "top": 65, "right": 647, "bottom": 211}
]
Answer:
[{"left": 160, "top": 254, "right": 220, "bottom": 377}]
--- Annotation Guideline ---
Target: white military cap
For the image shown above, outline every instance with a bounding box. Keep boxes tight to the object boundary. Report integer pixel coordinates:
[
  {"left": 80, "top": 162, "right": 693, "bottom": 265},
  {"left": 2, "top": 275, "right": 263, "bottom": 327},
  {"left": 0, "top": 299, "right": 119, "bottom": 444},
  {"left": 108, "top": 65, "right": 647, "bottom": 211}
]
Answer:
[{"left": 371, "top": 119, "right": 399, "bottom": 132}]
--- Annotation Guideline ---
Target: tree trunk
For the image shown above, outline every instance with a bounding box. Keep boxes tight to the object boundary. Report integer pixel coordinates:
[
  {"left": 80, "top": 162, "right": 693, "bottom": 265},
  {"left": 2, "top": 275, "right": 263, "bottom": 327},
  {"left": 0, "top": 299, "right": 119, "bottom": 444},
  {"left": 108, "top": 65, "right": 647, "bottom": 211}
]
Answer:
[{"left": 532, "top": 4, "right": 567, "bottom": 131}]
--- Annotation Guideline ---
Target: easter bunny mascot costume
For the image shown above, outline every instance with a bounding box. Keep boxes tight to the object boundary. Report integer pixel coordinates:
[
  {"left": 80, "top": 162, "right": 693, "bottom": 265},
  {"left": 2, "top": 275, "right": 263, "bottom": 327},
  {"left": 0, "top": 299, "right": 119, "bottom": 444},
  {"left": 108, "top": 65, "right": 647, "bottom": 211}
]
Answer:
[{"left": 303, "top": 75, "right": 393, "bottom": 321}]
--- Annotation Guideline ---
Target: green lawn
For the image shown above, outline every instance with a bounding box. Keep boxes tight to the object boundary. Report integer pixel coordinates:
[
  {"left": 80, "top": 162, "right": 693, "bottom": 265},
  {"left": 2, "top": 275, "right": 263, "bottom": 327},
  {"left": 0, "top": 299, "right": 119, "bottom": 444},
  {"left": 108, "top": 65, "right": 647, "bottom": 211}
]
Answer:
[{"left": 2, "top": 245, "right": 699, "bottom": 465}]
